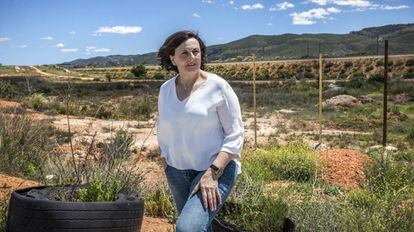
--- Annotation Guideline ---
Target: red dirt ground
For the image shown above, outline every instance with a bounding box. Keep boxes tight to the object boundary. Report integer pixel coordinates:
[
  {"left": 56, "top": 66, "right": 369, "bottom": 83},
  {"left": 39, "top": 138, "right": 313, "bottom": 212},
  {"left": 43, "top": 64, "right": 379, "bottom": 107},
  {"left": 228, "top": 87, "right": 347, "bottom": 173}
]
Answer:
[{"left": 319, "top": 149, "right": 372, "bottom": 190}]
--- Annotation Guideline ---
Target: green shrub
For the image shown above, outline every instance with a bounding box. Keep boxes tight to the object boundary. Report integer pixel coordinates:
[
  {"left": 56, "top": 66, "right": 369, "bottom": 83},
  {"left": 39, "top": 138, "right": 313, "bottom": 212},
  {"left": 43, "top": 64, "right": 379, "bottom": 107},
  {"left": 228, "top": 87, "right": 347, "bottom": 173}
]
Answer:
[
  {"left": 344, "top": 62, "right": 353, "bottom": 68},
  {"left": 28, "top": 93, "right": 49, "bottom": 111},
  {"left": 77, "top": 180, "right": 121, "bottom": 202},
  {"left": 376, "top": 60, "right": 384, "bottom": 66},
  {"left": 153, "top": 72, "right": 165, "bottom": 80},
  {"left": 365, "top": 65, "right": 374, "bottom": 72},
  {"left": 368, "top": 73, "right": 384, "bottom": 83},
  {"left": 219, "top": 170, "right": 287, "bottom": 232},
  {"left": 405, "top": 59, "right": 414, "bottom": 67},
  {"left": 393, "top": 150, "right": 414, "bottom": 162},
  {"left": 346, "top": 76, "right": 365, "bottom": 89},
  {"left": 258, "top": 143, "right": 317, "bottom": 182},
  {"left": 131, "top": 64, "right": 147, "bottom": 78},
  {"left": 365, "top": 150, "right": 414, "bottom": 194},
  {"left": 145, "top": 185, "right": 177, "bottom": 223},
  {"left": 101, "top": 129, "right": 134, "bottom": 162},
  {"left": 0, "top": 80, "right": 18, "bottom": 99},
  {"left": 116, "top": 98, "right": 156, "bottom": 120},
  {"left": 403, "top": 71, "right": 414, "bottom": 79},
  {"left": 346, "top": 189, "right": 378, "bottom": 209},
  {"left": 0, "top": 113, "right": 52, "bottom": 179}
]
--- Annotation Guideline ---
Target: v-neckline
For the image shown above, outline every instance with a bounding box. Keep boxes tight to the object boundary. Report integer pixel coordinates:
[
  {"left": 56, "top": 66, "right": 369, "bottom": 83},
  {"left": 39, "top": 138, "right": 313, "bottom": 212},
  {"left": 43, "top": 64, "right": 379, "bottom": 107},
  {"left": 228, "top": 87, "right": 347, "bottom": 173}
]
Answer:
[{"left": 173, "top": 74, "right": 209, "bottom": 103}]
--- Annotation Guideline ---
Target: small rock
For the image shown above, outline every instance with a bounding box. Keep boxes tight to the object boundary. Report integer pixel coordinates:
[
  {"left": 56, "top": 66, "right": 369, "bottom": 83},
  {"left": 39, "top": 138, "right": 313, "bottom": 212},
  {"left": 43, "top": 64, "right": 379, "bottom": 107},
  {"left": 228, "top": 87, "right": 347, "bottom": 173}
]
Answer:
[
  {"left": 392, "top": 94, "right": 412, "bottom": 104},
  {"left": 369, "top": 145, "right": 398, "bottom": 152},
  {"left": 323, "top": 95, "right": 361, "bottom": 108},
  {"left": 279, "top": 109, "right": 296, "bottom": 114}
]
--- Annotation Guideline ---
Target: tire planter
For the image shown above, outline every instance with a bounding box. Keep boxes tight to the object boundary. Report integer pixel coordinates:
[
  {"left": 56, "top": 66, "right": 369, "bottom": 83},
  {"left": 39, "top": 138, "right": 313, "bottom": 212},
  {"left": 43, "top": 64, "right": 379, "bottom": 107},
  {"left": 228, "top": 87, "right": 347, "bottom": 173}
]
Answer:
[{"left": 7, "top": 186, "right": 144, "bottom": 232}]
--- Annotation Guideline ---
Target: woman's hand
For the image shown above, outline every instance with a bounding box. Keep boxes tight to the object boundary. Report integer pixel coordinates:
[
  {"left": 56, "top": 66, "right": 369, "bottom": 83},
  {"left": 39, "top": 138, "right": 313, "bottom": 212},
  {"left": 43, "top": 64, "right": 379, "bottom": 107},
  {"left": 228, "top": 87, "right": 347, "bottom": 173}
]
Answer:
[{"left": 191, "top": 169, "right": 222, "bottom": 211}]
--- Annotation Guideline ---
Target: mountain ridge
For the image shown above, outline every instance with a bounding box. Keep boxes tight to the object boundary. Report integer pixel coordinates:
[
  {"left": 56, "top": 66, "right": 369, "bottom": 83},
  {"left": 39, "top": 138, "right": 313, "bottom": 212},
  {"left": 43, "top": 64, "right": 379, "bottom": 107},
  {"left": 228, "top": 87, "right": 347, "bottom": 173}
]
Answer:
[{"left": 60, "top": 23, "right": 414, "bottom": 68}]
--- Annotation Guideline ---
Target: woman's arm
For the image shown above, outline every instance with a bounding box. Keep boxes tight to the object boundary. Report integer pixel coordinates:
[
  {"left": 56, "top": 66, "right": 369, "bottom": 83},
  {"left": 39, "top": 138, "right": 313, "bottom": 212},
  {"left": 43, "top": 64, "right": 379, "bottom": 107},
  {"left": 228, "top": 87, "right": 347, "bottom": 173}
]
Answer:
[
  {"left": 191, "top": 81, "right": 244, "bottom": 212},
  {"left": 191, "top": 151, "right": 235, "bottom": 211}
]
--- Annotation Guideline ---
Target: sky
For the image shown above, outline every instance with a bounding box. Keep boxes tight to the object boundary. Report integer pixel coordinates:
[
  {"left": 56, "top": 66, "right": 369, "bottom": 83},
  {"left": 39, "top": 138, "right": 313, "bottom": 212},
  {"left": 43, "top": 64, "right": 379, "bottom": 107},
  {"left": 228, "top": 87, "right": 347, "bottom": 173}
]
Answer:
[{"left": 0, "top": 0, "right": 413, "bottom": 65}]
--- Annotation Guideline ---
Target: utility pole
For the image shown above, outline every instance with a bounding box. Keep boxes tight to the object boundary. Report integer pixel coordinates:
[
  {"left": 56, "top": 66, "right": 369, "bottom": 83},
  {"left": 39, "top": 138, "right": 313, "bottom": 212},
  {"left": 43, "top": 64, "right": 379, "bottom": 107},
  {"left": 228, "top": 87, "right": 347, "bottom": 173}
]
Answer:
[{"left": 383, "top": 40, "right": 389, "bottom": 147}]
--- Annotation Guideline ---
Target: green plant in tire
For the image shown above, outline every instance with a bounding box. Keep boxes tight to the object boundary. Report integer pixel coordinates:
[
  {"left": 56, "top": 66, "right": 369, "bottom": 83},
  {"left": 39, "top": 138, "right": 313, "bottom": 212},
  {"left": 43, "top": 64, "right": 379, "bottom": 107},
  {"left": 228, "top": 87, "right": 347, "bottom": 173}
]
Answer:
[{"left": 77, "top": 180, "right": 122, "bottom": 202}]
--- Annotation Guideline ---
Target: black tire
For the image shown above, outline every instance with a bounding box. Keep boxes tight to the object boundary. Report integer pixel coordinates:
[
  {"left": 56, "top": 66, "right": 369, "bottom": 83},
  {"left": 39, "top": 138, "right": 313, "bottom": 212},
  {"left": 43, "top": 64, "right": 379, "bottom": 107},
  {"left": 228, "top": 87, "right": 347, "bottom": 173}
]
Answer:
[{"left": 7, "top": 186, "right": 144, "bottom": 232}]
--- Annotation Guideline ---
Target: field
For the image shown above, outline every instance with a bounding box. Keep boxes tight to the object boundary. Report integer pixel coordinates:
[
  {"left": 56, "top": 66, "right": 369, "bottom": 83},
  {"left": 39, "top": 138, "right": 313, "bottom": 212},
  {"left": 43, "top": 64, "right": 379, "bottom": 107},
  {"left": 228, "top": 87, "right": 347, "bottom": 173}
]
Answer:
[{"left": 1, "top": 56, "right": 414, "bottom": 231}]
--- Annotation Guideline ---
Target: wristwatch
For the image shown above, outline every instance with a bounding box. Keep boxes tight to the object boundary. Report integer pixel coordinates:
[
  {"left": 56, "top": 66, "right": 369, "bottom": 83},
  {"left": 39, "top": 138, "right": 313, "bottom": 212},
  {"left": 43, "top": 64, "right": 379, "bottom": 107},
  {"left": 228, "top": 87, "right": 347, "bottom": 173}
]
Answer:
[{"left": 209, "top": 164, "right": 222, "bottom": 178}]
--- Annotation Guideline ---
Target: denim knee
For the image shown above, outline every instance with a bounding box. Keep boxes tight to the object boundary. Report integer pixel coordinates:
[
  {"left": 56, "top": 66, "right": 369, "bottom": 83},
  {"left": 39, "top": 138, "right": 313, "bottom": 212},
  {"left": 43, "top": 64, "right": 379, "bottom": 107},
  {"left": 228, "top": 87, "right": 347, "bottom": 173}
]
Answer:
[{"left": 175, "top": 217, "right": 209, "bottom": 232}]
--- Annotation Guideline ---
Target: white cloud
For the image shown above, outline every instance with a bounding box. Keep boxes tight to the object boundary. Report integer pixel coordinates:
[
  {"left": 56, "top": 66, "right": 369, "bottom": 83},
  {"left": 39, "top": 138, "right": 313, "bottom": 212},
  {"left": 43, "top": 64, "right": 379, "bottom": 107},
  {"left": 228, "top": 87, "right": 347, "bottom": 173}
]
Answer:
[
  {"left": 309, "top": 0, "right": 371, "bottom": 7},
  {"left": 193, "top": 13, "right": 201, "bottom": 18},
  {"left": 69, "top": 31, "right": 76, "bottom": 35},
  {"left": 378, "top": 4, "right": 409, "bottom": 10},
  {"left": 229, "top": 1, "right": 234, "bottom": 5},
  {"left": 93, "top": 26, "right": 142, "bottom": 35},
  {"left": 0, "top": 37, "right": 11, "bottom": 42},
  {"left": 85, "top": 46, "right": 110, "bottom": 54},
  {"left": 308, "top": 0, "right": 409, "bottom": 11},
  {"left": 241, "top": 3, "right": 264, "bottom": 10},
  {"left": 267, "top": 22, "right": 273, "bottom": 26},
  {"left": 61, "top": 48, "right": 78, "bottom": 53},
  {"left": 19, "top": 45, "right": 27, "bottom": 48},
  {"left": 54, "top": 43, "right": 65, "bottom": 48},
  {"left": 40, "top": 36, "right": 54, "bottom": 41},
  {"left": 270, "top": 1, "right": 295, "bottom": 11},
  {"left": 202, "top": 0, "right": 214, "bottom": 4},
  {"left": 290, "top": 7, "right": 341, "bottom": 25}
]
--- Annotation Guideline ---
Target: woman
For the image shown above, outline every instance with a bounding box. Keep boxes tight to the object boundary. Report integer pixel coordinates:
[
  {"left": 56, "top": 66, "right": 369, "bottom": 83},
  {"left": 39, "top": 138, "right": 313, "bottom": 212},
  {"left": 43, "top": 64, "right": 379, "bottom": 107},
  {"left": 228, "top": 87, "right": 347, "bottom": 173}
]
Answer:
[{"left": 156, "top": 30, "right": 244, "bottom": 232}]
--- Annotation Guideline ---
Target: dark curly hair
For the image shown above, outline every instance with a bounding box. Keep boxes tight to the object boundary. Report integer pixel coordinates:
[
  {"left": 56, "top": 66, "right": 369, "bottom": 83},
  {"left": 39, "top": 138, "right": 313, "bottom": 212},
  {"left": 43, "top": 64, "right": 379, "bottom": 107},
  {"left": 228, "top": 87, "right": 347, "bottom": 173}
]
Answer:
[{"left": 157, "top": 30, "right": 207, "bottom": 72}]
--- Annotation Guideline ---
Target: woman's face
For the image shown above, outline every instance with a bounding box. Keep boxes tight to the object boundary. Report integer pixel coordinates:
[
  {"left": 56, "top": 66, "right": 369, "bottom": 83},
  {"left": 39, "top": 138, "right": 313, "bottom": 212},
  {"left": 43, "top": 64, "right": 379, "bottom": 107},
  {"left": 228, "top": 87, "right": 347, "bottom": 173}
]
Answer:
[{"left": 170, "top": 38, "right": 202, "bottom": 74}]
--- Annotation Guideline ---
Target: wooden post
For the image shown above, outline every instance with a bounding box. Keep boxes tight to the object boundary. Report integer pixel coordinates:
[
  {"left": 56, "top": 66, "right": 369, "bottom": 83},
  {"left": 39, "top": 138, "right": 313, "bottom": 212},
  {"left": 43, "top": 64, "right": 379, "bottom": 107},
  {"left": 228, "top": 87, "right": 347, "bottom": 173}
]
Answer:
[
  {"left": 319, "top": 53, "right": 323, "bottom": 145},
  {"left": 383, "top": 40, "right": 389, "bottom": 147},
  {"left": 252, "top": 53, "right": 257, "bottom": 148}
]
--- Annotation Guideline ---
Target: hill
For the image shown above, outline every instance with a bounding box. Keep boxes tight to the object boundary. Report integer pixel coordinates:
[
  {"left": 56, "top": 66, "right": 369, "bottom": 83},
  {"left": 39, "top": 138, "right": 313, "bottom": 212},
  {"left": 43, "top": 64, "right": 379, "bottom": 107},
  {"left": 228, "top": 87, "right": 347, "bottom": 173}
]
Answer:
[{"left": 60, "top": 24, "right": 414, "bottom": 68}]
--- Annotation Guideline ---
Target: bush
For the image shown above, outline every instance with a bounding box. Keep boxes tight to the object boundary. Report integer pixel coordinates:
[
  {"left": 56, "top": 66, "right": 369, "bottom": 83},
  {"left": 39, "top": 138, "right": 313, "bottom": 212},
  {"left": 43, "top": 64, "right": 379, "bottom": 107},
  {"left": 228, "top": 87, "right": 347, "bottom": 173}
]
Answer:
[
  {"left": 153, "top": 72, "right": 165, "bottom": 80},
  {"left": 144, "top": 184, "right": 177, "bottom": 223},
  {"left": 116, "top": 98, "right": 156, "bottom": 120},
  {"left": 131, "top": 64, "right": 147, "bottom": 78},
  {"left": 258, "top": 143, "right": 317, "bottom": 182},
  {"left": 0, "top": 113, "right": 52, "bottom": 179},
  {"left": 0, "top": 80, "right": 18, "bottom": 99},
  {"left": 376, "top": 60, "right": 384, "bottom": 67},
  {"left": 28, "top": 93, "right": 49, "bottom": 111},
  {"left": 346, "top": 189, "right": 378, "bottom": 209},
  {"left": 49, "top": 127, "right": 144, "bottom": 198},
  {"left": 365, "top": 65, "right": 374, "bottom": 72},
  {"left": 101, "top": 129, "right": 134, "bottom": 162},
  {"left": 405, "top": 59, "right": 414, "bottom": 67},
  {"left": 219, "top": 170, "right": 287, "bottom": 232},
  {"left": 346, "top": 76, "right": 365, "bottom": 89},
  {"left": 77, "top": 180, "right": 121, "bottom": 202},
  {"left": 368, "top": 73, "right": 384, "bottom": 83},
  {"left": 365, "top": 150, "right": 414, "bottom": 194}
]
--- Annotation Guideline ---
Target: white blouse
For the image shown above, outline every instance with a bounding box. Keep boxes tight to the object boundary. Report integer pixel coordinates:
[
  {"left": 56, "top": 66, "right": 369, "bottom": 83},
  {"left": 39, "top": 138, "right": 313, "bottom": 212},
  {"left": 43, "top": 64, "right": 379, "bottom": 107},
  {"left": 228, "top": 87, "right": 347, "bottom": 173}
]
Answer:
[{"left": 156, "top": 73, "right": 244, "bottom": 174}]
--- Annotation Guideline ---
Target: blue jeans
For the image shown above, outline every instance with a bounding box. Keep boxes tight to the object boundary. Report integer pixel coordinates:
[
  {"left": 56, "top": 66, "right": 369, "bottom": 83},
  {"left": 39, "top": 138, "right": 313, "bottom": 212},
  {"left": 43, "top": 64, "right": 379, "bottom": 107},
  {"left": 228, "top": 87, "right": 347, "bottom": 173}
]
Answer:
[{"left": 165, "top": 160, "right": 238, "bottom": 232}]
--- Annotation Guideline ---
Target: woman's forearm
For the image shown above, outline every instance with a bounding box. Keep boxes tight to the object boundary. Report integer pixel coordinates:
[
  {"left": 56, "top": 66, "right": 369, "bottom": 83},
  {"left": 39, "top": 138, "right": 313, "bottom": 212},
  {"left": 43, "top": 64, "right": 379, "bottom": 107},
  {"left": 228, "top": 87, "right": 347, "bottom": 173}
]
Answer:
[{"left": 211, "top": 151, "right": 236, "bottom": 174}]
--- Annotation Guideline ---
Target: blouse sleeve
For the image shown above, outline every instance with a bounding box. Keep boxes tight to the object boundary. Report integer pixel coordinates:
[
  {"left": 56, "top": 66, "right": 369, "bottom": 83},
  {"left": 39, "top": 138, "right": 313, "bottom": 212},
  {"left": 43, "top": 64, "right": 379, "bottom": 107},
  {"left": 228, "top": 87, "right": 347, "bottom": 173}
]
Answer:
[{"left": 217, "top": 82, "right": 244, "bottom": 158}]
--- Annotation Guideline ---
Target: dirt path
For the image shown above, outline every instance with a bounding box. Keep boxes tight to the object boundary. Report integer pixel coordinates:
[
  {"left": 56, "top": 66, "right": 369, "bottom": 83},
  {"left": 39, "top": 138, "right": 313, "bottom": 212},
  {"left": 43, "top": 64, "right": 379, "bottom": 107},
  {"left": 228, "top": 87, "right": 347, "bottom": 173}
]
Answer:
[{"left": 29, "top": 66, "right": 58, "bottom": 77}]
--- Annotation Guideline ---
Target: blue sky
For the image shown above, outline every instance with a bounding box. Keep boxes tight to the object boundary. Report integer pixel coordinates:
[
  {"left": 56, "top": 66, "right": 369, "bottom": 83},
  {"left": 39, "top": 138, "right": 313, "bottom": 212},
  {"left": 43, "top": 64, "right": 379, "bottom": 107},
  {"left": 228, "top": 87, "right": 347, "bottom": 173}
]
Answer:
[{"left": 0, "top": 0, "right": 413, "bottom": 65}]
